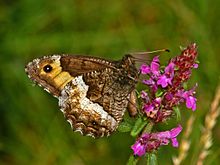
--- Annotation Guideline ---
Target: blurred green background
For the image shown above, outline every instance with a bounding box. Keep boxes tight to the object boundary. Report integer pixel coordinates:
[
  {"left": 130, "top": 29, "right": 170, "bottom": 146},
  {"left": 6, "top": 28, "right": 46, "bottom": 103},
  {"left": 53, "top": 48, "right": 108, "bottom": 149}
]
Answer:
[{"left": 0, "top": 0, "right": 220, "bottom": 164}]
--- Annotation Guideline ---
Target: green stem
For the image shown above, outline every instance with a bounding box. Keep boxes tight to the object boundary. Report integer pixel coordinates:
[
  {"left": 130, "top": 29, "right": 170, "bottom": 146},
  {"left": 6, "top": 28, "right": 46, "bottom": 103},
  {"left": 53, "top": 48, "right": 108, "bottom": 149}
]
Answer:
[
  {"left": 126, "top": 155, "right": 139, "bottom": 165},
  {"left": 146, "top": 153, "right": 158, "bottom": 165},
  {"left": 143, "top": 120, "right": 154, "bottom": 133}
]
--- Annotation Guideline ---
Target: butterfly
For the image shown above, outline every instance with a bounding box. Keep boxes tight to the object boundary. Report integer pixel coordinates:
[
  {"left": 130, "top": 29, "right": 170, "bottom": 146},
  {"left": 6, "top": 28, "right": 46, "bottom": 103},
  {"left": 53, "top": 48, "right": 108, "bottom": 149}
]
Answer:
[{"left": 25, "top": 54, "right": 139, "bottom": 138}]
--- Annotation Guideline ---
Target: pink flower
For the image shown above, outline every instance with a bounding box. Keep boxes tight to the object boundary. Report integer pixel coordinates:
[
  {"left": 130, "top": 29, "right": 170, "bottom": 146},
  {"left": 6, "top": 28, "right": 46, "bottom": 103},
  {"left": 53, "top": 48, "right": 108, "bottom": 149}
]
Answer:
[
  {"left": 185, "top": 96, "right": 197, "bottom": 111},
  {"left": 144, "top": 104, "right": 154, "bottom": 113},
  {"left": 143, "top": 97, "right": 161, "bottom": 116},
  {"left": 131, "top": 141, "right": 146, "bottom": 156},
  {"left": 140, "top": 56, "right": 160, "bottom": 75},
  {"left": 157, "top": 75, "right": 172, "bottom": 88},
  {"left": 131, "top": 125, "right": 183, "bottom": 156},
  {"left": 157, "top": 62, "right": 175, "bottom": 88},
  {"left": 139, "top": 43, "right": 198, "bottom": 122},
  {"left": 181, "top": 87, "right": 197, "bottom": 111}
]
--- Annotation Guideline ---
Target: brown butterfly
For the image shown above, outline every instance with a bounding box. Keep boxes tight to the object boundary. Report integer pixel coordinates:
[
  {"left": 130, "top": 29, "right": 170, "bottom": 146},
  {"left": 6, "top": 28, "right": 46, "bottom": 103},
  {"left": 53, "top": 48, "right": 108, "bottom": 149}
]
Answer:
[{"left": 25, "top": 54, "right": 139, "bottom": 138}]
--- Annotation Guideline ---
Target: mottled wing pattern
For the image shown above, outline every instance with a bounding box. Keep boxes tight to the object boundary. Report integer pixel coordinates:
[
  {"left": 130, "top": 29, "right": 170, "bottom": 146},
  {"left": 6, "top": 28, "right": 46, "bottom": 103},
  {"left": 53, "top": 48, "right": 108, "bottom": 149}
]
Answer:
[{"left": 83, "top": 63, "right": 133, "bottom": 122}]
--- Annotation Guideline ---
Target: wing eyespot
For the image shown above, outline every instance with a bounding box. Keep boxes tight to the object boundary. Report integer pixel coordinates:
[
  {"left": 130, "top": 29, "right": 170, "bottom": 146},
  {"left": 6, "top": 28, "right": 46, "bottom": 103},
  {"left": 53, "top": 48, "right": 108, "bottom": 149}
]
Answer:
[{"left": 43, "top": 64, "right": 53, "bottom": 73}]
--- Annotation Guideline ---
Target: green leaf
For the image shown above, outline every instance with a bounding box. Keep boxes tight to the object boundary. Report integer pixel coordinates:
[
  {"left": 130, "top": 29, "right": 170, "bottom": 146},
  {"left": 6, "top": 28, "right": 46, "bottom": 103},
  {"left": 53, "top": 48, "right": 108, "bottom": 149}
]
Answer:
[
  {"left": 146, "top": 153, "right": 158, "bottom": 165},
  {"left": 155, "top": 88, "right": 164, "bottom": 97},
  {"left": 117, "top": 121, "right": 132, "bottom": 132},
  {"left": 126, "top": 155, "right": 138, "bottom": 165},
  {"left": 142, "top": 121, "right": 154, "bottom": 133},
  {"left": 183, "top": 82, "right": 188, "bottom": 90},
  {"left": 173, "top": 106, "right": 181, "bottom": 122},
  {"left": 179, "top": 45, "right": 185, "bottom": 51},
  {"left": 130, "top": 118, "right": 148, "bottom": 137},
  {"left": 195, "top": 60, "right": 200, "bottom": 64}
]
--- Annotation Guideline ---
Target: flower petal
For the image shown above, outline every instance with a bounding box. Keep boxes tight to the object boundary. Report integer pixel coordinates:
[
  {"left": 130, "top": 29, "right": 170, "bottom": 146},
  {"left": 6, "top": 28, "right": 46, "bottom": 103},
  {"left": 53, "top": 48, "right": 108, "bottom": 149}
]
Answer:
[
  {"left": 170, "top": 125, "right": 183, "bottom": 138},
  {"left": 151, "top": 56, "right": 160, "bottom": 76},
  {"left": 131, "top": 142, "right": 146, "bottom": 156},
  {"left": 143, "top": 78, "right": 154, "bottom": 85},
  {"left": 171, "top": 138, "right": 179, "bottom": 147},
  {"left": 186, "top": 96, "right": 197, "bottom": 111},
  {"left": 165, "top": 62, "right": 175, "bottom": 77},
  {"left": 141, "top": 91, "right": 149, "bottom": 102},
  {"left": 144, "top": 104, "right": 154, "bottom": 112},
  {"left": 140, "top": 64, "right": 151, "bottom": 74},
  {"left": 157, "top": 75, "right": 169, "bottom": 88},
  {"left": 193, "top": 63, "right": 199, "bottom": 68}
]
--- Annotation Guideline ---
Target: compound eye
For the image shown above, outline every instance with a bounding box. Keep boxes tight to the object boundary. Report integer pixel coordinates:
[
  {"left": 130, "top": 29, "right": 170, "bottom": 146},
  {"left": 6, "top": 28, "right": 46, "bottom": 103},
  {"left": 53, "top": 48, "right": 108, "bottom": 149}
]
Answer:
[{"left": 43, "top": 64, "right": 53, "bottom": 73}]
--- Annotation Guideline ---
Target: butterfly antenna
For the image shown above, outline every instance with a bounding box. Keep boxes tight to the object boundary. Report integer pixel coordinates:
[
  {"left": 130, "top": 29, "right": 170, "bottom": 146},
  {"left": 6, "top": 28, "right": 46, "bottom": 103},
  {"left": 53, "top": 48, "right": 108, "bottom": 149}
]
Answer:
[
  {"left": 129, "top": 48, "right": 170, "bottom": 63},
  {"left": 130, "top": 48, "right": 170, "bottom": 56}
]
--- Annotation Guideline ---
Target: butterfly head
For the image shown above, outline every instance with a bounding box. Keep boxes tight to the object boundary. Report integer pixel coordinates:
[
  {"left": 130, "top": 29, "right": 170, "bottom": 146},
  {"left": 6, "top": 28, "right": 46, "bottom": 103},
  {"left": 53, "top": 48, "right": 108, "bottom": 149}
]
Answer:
[{"left": 120, "top": 55, "right": 139, "bottom": 82}]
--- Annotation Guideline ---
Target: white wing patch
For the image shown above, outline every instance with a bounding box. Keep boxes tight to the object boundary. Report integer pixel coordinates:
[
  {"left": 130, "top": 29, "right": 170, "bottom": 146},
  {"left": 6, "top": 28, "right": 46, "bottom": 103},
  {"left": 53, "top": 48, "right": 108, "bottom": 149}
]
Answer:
[{"left": 58, "top": 76, "right": 117, "bottom": 137}]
